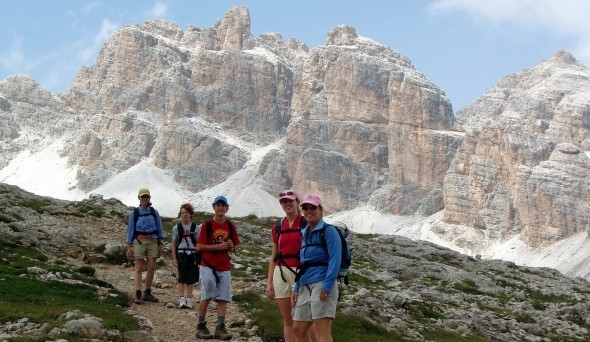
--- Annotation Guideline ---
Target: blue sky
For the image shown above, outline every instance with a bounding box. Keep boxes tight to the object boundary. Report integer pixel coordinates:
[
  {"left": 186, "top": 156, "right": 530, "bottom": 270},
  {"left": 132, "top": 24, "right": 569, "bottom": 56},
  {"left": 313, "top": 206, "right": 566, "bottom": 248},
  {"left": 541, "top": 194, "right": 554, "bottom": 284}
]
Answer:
[{"left": 1, "top": 0, "right": 588, "bottom": 111}]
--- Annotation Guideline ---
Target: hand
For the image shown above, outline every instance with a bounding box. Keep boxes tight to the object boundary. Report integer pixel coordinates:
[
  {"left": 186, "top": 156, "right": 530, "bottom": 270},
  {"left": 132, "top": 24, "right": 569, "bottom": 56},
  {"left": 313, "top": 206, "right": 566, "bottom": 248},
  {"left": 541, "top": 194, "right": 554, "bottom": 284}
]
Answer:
[
  {"left": 126, "top": 246, "right": 133, "bottom": 259},
  {"left": 158, "top": 244, "right": 163, "bottom": 257},
  {"left": 172, "top": 258, "right": 178, "bottom": 267},
  {"left": 291, "top": 292, "right": 299, "bottom": 307},
  {"left": 319, "top": 290, "right": 329, "bottom": 301},
  {"left": 266, "top": 282, "right": 275, "bottom": 299}
]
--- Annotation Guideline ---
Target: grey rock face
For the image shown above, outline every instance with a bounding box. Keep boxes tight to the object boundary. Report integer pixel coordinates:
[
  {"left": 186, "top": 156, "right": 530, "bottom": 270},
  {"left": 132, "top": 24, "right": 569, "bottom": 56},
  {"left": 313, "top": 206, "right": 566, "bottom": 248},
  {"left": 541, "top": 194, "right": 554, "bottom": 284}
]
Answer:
[{"left": 446, "top": 51, "right": 590, "bottom": 246}]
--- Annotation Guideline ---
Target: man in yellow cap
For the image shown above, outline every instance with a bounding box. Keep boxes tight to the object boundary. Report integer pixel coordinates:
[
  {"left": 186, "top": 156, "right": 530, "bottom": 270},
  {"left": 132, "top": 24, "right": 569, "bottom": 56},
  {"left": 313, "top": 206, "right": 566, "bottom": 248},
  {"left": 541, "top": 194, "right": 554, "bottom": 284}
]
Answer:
[{"left": 126, "top": 188, "right": 164, "bottom": 303}]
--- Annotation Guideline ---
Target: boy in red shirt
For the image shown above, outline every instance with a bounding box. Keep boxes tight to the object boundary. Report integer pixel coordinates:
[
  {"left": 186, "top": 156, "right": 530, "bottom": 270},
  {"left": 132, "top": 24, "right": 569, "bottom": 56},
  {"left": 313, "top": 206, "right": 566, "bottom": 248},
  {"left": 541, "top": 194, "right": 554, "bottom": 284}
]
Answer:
[{"left": 196, "top": 196, "right": 240, "bottom": 340}]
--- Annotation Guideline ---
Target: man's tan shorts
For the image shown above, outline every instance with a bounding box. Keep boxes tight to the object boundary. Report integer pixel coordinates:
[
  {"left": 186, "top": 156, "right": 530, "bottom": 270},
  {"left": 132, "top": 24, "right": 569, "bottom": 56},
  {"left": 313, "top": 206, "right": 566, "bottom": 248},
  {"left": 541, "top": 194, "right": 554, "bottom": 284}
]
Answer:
[
  {"left": 272, "top": 266, "right": 297, "bottom": 299},
  {"left": 133, "top": 238, "right": 159, "bottom": 259}
]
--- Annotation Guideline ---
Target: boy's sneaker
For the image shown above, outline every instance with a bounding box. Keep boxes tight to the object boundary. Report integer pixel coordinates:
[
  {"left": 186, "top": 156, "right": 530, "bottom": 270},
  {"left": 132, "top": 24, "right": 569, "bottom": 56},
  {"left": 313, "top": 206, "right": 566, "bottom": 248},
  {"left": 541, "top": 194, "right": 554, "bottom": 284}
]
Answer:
[
  {"left": 179, "top": 296, "right": 186, "bottom": 308},
  {"left": 214, "top": 323, "right": 232, "bottom": 340},
  {"left": 185, "top": 297, "right": 193, "bottom": 309},
  {"left": 134, "top": 290, "right": 143, "bottom": 304},
  {"left": 142, "top": 289, "right": 159, "bottom": 303},
  {"left": 196, "top": 321, "right": 214, "bottom": 339}
]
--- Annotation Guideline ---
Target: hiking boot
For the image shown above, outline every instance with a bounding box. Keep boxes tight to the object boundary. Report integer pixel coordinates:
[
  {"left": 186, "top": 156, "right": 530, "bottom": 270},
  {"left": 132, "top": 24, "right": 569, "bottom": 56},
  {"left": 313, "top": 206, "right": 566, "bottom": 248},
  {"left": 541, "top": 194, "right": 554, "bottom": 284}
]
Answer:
[
  {"left": 134, "top": 290, "right": 142, "bottom": 304},
  {"left": 185, "top": 297, "right": 193, "bottom": 309},
  {"left": 179, "top": 296, "right": 186, "bottom": 308},
  {"left": 214, "top": 323, "right": 232, "bottom": 340},
  {"left": 196, "top": 322, "right": 213, "bottom": 339},
  {"left": 142, "top": 289, "right": 159, "bottom": 303}
]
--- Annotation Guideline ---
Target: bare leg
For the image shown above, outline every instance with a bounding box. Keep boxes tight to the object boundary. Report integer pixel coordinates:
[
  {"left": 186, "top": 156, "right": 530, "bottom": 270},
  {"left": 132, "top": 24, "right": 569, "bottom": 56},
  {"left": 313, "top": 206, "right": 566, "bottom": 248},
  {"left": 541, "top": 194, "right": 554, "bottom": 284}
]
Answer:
[
  {"left": 177, "top": 282, "right": 186, "bottom": 296},
  {"left": 277, "top": 297, "right": 295, "bottom": 342},
  {"left": 313, "top": 318, "right": 333, "bottom": 342},
  {"left": 134, "top": 259, "right": 145, "bottom": 290},
  {"left": 293, "top": 321, "right": 313, "bottom": 342},
  {"left": 145, "top": 257, "right": 157, "bottom": 289},
  {"left": 186, "top": 283, "right": 194, "bottom": 298}
]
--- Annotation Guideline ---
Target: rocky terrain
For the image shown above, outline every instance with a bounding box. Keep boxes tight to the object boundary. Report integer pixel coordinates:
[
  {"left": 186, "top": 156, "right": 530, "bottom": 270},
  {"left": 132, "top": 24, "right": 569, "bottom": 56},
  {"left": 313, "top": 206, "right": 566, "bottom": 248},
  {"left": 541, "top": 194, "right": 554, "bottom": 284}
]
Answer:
[{"left": 1, "top": 183, "right": 589, "bottom": 341}]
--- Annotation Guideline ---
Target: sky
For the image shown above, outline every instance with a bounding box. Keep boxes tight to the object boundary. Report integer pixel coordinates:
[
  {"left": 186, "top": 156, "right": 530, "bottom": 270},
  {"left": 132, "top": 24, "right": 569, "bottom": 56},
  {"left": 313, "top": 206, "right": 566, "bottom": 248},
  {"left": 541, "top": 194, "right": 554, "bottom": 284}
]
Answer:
[{"left": 1, "top": 0, "right": 589, "bottom": 111}]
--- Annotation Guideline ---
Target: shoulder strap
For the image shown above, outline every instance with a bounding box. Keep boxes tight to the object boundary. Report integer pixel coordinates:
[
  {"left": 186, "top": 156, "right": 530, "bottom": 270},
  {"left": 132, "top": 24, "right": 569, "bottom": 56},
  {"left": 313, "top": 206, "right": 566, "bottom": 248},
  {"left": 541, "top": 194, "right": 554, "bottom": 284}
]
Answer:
[
  {"left": 275, "top": 218, "right": 284, "bottom": 241},
  {"left": 299, "top": 216, "right": 307, "bottom": 229},
  {"left": 133, "top": 207, "right": 140, "bottom": 230}
]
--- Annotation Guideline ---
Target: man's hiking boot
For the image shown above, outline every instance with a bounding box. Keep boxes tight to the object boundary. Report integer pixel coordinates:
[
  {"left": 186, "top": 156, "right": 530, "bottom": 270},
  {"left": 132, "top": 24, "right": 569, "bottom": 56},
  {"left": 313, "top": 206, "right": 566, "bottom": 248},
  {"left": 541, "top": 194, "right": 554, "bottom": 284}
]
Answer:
[
  {"left": 142, "top": 289, "right": 159, "bottom": 303},
  {"left": 134, "top": 290, "right": 142, "bottom": 304},
  {"left": 214, "top": 323, "right": 232, "bottom": 340},
  {"left": 196, "top": 322, "right": 214, "bottom": 339}
]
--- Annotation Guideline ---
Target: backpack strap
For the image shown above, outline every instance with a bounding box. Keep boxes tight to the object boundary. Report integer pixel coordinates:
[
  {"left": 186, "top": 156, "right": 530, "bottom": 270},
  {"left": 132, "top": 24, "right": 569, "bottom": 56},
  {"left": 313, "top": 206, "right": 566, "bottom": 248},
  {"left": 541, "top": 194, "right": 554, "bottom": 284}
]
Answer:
[{"left": 176, "top": 222, "right": 197, "bottom": 252}]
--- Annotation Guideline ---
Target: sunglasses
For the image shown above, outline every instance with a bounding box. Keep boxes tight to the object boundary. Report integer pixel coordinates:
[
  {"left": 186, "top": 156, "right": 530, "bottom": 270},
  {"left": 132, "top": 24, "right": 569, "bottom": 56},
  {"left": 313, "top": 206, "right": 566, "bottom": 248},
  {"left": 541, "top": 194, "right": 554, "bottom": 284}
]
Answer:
[
  {"left": 279, "top": 190, "right": 296, "bottom": 198},
  {"left": 301, "top": 205, "right": 318, "bottom": 211},
  {"left": 140, "top": 195, "right": 151, "bottom": 198}
]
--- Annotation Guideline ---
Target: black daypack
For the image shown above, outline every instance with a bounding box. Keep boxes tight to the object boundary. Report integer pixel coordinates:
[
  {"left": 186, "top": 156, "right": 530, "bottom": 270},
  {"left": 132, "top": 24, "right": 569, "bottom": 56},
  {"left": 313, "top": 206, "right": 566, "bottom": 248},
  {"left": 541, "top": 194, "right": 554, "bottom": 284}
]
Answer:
[
  {"left": 131, "top": 206, "right": 158, "bottom": 244},
  {"left": 201, "top": 219, "right": 237, "bottom": 283},
  {"left": 175, "top": 222, "right": 202, "bottom": 262},
  {"left": 273, "top": 217, "right": 307, "bottom": 282}
]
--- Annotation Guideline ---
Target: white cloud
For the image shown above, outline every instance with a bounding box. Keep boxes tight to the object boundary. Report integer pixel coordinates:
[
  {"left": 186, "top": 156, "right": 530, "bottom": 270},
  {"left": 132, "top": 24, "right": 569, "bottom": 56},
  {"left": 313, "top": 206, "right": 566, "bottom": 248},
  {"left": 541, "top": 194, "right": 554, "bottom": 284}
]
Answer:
[
  {"left": 144, "top": 2, "right": 169, "bottom": 19},
  {"left": 428, "top": 0, "right": 590, "bottom": 66}
]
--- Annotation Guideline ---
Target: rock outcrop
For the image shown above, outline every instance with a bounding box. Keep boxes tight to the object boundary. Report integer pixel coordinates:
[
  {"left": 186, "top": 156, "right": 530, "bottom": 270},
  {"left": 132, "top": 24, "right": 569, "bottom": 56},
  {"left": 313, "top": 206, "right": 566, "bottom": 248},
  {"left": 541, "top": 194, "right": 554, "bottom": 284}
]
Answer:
[{"left": 445, "top": 51, "right": 590, "bottom": 246}]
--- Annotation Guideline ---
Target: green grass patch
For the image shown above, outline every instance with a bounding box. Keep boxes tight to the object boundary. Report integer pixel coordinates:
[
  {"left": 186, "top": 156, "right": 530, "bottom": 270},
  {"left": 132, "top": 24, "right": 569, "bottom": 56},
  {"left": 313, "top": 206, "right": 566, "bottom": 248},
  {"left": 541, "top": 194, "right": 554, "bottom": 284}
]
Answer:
[
  {"left": 453, "top": 279, "right": 485, "bottom": 295},
  {"left": 420, "top": 325, "right": 487, "bottom": 341},
  {"left": 15, "top": 198, "right": 52, "bottom": 213}
]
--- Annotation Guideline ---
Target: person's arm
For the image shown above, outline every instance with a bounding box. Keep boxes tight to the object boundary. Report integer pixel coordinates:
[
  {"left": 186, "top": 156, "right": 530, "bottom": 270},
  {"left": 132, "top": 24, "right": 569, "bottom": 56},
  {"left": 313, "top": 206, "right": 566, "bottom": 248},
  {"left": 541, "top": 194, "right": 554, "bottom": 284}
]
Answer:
[
  {"left": 321, "top": 225, "right": 342, "bottom": 293},
  {"left": 266, "top": 242, "right": 278, "bottom": 299},
  {"left": 126, "top": 211, "right": 134, "bottom": 258},
  {"left": 171, "top": 227, "right": 178, "bottom": 267}
]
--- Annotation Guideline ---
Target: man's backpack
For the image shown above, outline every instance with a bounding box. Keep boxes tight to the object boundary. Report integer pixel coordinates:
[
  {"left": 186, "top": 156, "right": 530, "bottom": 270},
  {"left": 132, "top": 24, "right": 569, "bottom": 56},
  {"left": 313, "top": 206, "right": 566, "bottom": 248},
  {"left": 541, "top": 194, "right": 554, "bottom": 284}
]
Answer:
[
  {"left": 274, "top": 217, "right": 307, "bottom": 281},
  {"left": 131, "top": 206, "right": 158, "bottom": 244}
]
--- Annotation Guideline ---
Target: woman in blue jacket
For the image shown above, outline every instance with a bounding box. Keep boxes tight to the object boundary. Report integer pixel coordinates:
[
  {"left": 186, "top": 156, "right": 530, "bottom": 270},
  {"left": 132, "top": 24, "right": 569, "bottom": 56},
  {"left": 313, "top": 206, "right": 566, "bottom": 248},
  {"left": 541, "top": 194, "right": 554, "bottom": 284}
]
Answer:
[{"left": 292, "top": 194, "right": 341, "bottom": 341}]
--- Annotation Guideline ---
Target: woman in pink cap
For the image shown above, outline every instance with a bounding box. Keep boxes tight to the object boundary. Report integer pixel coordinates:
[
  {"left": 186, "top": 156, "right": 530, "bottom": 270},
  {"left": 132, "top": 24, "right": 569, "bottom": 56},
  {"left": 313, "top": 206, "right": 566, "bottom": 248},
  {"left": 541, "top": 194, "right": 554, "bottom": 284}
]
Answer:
[
  {"left": 292, "top": 194, "right": 341, "bottom": 341},
  {"left": 266, "top": 189, "right": 317, "bottom": 342}
]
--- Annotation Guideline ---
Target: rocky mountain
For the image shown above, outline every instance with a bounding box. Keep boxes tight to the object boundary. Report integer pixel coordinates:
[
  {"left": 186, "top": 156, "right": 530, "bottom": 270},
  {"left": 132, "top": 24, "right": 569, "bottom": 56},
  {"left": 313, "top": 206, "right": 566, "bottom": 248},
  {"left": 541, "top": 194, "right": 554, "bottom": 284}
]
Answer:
[
  {"left": 1, "top": 183, "right": 589, "bottom": 341},
  {"left": 0, "top": 6, "right": 589, "bottom": 260},
  {"left": 445, "top": 51, "right": 590, "bottom": 247}
]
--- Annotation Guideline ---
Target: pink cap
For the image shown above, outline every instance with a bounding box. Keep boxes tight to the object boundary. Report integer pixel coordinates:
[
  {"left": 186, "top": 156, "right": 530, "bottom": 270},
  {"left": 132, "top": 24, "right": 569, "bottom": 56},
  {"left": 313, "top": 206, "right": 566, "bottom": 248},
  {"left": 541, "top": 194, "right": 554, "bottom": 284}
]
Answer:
[
  {"left": 278, "top": 189, "right": 299, "bottom": 201},
  {"left": 300, "top": 194, "right": 322, "bottom": 207}
]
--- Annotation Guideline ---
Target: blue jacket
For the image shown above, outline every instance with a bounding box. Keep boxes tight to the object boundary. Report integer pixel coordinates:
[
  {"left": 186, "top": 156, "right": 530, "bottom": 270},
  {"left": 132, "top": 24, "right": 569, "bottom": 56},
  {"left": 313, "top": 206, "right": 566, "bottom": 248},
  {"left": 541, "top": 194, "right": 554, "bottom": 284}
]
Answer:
[
  {"left": 294, "top": 219, "right": 342, "bottom": 293},
  {"left": 126, "top": 206, "right": 163, "bottom": 244}
]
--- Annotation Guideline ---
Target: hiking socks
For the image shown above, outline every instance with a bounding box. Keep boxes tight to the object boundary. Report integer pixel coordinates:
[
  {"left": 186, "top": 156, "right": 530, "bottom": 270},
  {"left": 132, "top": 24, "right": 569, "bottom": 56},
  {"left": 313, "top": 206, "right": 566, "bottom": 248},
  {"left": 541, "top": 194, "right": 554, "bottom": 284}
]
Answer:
[
  {"left": 217, "top": 316, "right": 226, "bottom": 326},
  {"left": 198, "top": 315, "right": 206, "bottom": 324}
]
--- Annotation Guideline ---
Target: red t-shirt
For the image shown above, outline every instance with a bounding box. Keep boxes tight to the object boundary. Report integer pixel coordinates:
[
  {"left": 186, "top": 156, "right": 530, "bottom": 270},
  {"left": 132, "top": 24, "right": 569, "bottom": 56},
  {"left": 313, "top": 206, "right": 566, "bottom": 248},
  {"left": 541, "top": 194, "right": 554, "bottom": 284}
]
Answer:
[
  {"left": 272, "top": 216, "right": 305, "bottom": 268},
  {"left": 198, "top": 219, "right": 240, "bottom": 271}
]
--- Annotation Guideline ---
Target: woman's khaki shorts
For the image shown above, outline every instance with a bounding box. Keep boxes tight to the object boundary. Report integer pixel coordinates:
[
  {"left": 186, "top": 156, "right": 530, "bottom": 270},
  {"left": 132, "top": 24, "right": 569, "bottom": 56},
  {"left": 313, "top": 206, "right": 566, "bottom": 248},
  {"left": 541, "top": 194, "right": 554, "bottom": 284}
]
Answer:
[
  {"left": 133, "top": 238, "right": 159, "bottom": 259},
  {"left": 292, "top": 280, "right": 338, "bottom": 321},
  {"left": 272, "top": 266, "right": 297, "bottom": 299}
]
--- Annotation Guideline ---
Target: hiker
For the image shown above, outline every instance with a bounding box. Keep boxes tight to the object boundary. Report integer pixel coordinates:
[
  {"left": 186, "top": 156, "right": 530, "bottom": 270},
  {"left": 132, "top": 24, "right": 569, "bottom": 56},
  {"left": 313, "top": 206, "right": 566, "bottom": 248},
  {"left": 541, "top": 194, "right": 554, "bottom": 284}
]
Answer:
[
  {"left": 266, "top": 189, "right": 318, "bottom": 342},
  {"left": 195, "top": 195, "right": 240, "bottom": 340},
  {"left": 171, "top": 203, "right": 200, "bottom": 309},
  {"left": 292, "top": 194, "right": 341, "bottom": 342},
  {"left": 125, "top": 188, "right": 164, "bottom": 304}
]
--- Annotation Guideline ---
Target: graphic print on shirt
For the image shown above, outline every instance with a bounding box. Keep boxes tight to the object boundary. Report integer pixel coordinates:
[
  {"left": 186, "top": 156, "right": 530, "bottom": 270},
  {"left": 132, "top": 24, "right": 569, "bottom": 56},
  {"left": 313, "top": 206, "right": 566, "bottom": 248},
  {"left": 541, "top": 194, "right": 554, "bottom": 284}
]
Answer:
[{"left": 213, "top": 228, "right": 229, "bottom": 244}]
